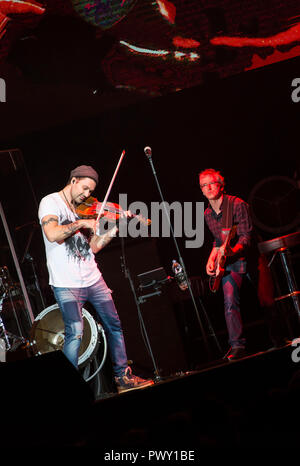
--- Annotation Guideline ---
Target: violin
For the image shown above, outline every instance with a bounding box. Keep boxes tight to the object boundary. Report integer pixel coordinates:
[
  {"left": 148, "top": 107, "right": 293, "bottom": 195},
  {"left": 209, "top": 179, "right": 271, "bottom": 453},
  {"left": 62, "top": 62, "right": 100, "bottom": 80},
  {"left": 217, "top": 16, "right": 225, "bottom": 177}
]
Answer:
[{"left": 76, "top": 196, "right": 151, "bottom": 226}]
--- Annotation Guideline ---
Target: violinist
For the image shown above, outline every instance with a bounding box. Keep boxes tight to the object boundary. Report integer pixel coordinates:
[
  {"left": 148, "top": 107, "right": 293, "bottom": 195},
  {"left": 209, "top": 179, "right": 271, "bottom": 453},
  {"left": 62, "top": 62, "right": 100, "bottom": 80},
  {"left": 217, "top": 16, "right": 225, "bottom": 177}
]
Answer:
[{"left": 38, "top": 164, "right": 153, "bottom": 393}]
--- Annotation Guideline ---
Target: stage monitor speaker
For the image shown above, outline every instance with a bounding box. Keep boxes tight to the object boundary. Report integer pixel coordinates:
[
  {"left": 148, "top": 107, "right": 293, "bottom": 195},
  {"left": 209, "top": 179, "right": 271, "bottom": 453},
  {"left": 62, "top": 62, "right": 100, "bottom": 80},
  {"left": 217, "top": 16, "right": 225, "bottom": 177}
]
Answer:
[{"left": 0, "top": 351, "right": 94, "bottom": 447}]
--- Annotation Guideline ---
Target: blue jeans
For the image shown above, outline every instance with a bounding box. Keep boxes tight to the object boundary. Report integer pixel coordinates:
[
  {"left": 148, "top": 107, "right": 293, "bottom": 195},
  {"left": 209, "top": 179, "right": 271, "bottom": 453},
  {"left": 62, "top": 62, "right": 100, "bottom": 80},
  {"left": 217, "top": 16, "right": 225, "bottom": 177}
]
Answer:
[
  {"left": 222, "top": 271, "right": 246, "bottom": 348},
  {"left": 52, "top": 278, "right": 128, "bottom": 376}
]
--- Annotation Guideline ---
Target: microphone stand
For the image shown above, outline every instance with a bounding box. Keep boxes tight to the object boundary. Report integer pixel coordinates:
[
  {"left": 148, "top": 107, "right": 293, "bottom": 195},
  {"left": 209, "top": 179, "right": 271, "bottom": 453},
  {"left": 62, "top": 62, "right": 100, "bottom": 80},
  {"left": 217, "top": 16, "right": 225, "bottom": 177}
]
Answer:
[
  {"left": 120, "top": 236, "right": 162, "bottom": 382},
  {"left": 24, "top": 254, "right": 46, "bottom": 310},
  {"left": 144, "top": 148, "right": 210, "bottom": 356},
  {"left": 20, "top": 222, "right": 46, "bottom": 311}
]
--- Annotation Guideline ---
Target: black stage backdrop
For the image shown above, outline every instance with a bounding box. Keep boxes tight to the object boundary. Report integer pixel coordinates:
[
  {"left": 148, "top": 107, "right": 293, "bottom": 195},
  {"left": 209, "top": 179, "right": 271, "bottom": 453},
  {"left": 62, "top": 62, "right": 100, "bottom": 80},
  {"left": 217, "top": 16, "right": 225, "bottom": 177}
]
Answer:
[{"left": 0, "top": 55, "right": 299, "bottom": 374}]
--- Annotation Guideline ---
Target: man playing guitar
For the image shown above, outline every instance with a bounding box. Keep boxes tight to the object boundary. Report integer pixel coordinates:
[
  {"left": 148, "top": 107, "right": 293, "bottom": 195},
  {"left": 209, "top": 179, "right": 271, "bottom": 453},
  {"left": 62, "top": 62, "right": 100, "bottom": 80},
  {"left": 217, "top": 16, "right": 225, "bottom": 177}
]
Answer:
[{"left": 199, "top": 168, "right": 252, "bottom": 361}]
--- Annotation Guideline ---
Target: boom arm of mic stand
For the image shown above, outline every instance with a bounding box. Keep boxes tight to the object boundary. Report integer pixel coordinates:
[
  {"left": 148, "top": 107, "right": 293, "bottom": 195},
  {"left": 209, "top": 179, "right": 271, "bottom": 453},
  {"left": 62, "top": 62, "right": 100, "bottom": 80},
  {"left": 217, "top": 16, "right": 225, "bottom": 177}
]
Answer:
[{"left": 146, "top": 156, "right": 210, "bottom": 354}]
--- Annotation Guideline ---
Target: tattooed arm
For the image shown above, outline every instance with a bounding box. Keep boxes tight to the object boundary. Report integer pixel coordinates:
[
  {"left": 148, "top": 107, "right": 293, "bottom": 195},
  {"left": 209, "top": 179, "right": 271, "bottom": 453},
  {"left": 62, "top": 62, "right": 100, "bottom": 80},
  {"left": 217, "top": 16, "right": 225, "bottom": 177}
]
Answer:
[
  {"left": 89, "top": 226, "right": 118, "bottom": 254},
  {"left": 89, "top": 210, "right": 133, "bottom": 254},
  {"left": 41, "top": 215, "right": 97, "bottom": 243}
]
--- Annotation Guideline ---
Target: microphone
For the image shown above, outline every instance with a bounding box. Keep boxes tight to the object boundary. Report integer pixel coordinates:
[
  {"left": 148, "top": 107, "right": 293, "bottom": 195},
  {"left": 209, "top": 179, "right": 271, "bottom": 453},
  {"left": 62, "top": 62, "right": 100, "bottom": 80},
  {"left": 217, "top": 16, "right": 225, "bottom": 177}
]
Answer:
[{"left": 144, "top": 146, "right": 152, "bottom": 158}]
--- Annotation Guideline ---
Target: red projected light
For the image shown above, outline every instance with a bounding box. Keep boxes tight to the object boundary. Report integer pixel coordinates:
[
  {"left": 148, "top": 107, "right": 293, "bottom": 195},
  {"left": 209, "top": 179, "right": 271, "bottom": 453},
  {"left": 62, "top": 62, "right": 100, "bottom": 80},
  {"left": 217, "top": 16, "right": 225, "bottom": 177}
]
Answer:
[
  {"left": 173, "top": 36, "right": 200, "bottom": 48},
  {"left": 211, "top": 22, "right": 300, "bottom": 48},
  {"left": 157, "top": 0, "right": 176, "bottom": 24}
]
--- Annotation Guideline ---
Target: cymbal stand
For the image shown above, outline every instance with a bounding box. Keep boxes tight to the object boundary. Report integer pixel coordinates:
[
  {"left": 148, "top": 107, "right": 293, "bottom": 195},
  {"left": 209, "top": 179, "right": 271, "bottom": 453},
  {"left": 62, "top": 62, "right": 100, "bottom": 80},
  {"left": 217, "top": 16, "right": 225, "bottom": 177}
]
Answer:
[
  {"left": 20, "top": 222, "right": 46, "bottom": 310},
  {"left": 0, "top": 202, "right": 34, "bottom": 325},
  {"left": 0, "top": 292, "right": 11, "bottom": 350},
  {"left": 7, "top": 287, "right": 26, "bottom": 342},
  {"left": 24, "top": 253, "right": 46, "bottom": 310},
  {"left": 0, "top": 292, "right": 26, "bottom": 352}
]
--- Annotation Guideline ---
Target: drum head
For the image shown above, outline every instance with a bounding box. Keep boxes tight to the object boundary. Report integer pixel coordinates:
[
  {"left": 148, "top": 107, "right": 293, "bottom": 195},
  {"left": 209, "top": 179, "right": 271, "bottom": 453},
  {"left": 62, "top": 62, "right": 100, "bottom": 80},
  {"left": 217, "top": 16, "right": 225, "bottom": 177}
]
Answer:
[{"left": 30, "top": 304, "right": 101, "bottom": 368}]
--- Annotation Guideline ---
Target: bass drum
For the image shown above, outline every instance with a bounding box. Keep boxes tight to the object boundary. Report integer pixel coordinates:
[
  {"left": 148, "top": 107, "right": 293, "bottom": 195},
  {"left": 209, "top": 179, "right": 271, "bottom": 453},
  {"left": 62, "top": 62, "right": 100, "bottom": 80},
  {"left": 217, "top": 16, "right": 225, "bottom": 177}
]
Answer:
[{"left": 30, "top": 304, "right": 105, "bottom": 368}]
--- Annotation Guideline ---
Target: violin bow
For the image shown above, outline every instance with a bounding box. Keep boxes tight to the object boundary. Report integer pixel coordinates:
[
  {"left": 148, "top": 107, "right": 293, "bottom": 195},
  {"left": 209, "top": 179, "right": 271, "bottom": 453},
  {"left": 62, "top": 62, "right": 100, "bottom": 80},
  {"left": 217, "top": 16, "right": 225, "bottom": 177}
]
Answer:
[{"left": 96, "top": 149, "right": 126, "bottom": 223}]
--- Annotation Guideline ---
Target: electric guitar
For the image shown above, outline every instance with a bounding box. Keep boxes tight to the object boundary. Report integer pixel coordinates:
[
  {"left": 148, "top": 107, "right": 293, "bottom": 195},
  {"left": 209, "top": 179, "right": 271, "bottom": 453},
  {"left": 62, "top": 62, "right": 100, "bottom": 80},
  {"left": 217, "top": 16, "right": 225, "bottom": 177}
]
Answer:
[{"left": 210, "top": 225, "right": 237, "bottom": 293}]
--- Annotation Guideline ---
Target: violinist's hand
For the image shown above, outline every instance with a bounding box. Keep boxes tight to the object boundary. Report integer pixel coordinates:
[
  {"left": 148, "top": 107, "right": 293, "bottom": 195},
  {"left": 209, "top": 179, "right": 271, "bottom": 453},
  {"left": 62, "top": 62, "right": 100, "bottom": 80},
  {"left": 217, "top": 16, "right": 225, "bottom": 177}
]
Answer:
[
  {"left": 119, "top": 210, "right": 134, "bottom": 222},
  {"left": 90, "top": 223, "right": 118, "bottom": 253},
  {"left": 79, "top": 218, "right": 98, "bottom": 235}
]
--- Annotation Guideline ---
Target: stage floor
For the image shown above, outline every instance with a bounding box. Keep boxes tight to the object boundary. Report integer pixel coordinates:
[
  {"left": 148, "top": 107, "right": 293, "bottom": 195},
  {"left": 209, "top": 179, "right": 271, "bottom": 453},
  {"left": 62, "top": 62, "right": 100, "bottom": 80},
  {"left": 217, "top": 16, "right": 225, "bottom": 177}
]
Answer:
[
  {"left": 1, "top": 341, "right": 299, "bottom": 448},
  {"left": 80, "top": 341, "right": 300, "bottom": 449}
]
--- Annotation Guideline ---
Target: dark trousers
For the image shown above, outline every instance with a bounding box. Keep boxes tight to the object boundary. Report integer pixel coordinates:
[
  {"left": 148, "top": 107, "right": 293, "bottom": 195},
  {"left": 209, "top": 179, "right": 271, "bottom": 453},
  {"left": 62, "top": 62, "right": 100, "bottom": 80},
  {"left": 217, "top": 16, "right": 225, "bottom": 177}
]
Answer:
[
  {"left": 222, "top": 258, "right": 287, "bottom": 350},
  {"left": 222, "top": 271, "right": 246, "bottom": 348}
]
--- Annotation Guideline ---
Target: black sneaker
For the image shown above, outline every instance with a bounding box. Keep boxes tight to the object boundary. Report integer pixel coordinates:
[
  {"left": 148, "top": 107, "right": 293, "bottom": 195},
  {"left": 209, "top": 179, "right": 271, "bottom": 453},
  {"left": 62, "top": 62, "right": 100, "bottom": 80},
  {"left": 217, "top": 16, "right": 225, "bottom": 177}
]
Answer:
[
  {"left": 223, "top": 347, "right": 233, "bottom": 360},
  {"left": 227, "top": 346, "right": 246, "bottom": 361},
  {"left": 115, "top": 367, "right": 154, "bottom": 394},
  {"left": 223, "top": 346, "right": 246, "bottom": 361}
]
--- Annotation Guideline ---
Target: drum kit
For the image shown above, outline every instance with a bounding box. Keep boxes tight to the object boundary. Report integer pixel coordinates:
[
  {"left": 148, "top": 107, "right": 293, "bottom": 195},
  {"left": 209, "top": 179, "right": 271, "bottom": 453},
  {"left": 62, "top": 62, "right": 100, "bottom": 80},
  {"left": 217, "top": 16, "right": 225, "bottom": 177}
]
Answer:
[
  {"left": 1, "top": 265, "right": 107, "bottom": 381},
  {"left": 30, "top": 303, "right": 107, "bottom": 374},
  {"left": 0, "top": 266, "right": 26, "bottom": 356}
]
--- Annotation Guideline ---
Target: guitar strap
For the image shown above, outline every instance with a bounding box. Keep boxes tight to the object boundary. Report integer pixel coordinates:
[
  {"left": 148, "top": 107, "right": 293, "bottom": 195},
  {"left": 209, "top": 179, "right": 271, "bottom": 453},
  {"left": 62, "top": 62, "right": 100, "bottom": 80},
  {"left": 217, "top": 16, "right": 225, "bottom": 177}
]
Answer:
[{"left": 221, "top": 195, "right": 234, "bottom": 230}]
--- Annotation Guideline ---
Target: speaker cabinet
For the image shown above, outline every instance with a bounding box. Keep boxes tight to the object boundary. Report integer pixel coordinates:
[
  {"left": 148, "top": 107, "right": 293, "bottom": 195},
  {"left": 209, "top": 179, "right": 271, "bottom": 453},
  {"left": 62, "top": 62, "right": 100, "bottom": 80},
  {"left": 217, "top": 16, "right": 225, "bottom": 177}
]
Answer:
[{"left": 97, "top": 238, "right": 188, "bottom": 376}]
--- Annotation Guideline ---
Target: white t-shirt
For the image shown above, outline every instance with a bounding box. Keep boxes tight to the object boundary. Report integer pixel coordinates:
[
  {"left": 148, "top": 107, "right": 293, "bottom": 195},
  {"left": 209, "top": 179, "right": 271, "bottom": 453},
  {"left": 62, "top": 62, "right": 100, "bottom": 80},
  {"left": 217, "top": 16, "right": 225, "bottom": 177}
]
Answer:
[{"left": 38, "top": 192, "right": 101, "bottom": 288}]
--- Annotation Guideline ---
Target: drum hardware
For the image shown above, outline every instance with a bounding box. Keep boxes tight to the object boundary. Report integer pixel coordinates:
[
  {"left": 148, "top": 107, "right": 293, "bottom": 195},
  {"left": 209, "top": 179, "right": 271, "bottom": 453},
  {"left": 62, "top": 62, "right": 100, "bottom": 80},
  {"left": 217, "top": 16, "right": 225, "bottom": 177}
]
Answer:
[
  {"left": 0, "top": 291, "right": 27, "bottom": 353},
  {"left": 1, "top": 266, "right": 29, "bottom": 339},
  {"left": 1, "top": 266, "right": 28, "bottom": 350},
  {"left": 16, "top": 221, "right": 43, "bottom": 301},
  {"left": 0, "top": 292, "right": 11, "bottom": 351},
  {"left": 0, "top": 202, "right": 35, "bottom": 325},
  {"left": 0, "top": 338, "right": 5, "bottom": 362},
  {"left": 30, "top": 304, "right": 107, "bottom": 370},
  {"left": 22, "top": 253, "right": 46, "bottom": 310},
  {"left": 274, "top": 291, "right": 300, "bottom": 301},
  {"left": 18, "top": 217, "right": 46, "bottom": 310},
  {"left": 258, "top": 232, "right": 300, "bottom": 319},
  {"left": 8, "top": 285, "right": 22, "bottom": 298},
  {"left": 0, "top": 265, "right": 12, "bottom": 294}
]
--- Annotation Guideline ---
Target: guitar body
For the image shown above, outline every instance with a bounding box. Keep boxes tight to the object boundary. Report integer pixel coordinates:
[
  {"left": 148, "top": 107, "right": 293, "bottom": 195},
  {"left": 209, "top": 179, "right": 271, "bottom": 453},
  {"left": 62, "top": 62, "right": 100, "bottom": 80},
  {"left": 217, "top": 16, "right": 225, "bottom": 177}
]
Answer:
[
  {"left": 210, "top": 225, "right": 237, "bottom": 293},
  {"left": 210, "top": 255, "right": 226, "bottom": 292}
]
